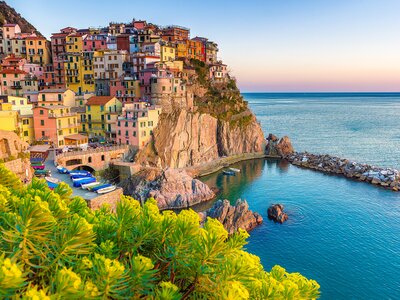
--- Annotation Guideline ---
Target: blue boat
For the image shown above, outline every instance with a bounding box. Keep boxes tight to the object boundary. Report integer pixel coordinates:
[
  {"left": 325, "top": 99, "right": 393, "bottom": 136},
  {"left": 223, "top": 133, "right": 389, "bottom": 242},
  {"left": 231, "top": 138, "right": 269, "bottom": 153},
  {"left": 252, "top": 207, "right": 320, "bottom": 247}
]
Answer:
[
  {"left": 72, "top": 177, "right": 95, "bottom": 187},
  {"left": 70, "top": 173, "right": 93, "bottom": 179},
  {"left": 78, "top": 177, "right": 96, "bottom": 186},
  {"left": 91, "top": 184, "right": 112, "bottom": 192},
  {"left": 69, "top": 170, "right": 91, "bottom": 175},
  {"left": 57, "top": 166, "right": 69, "bottom": 174}
]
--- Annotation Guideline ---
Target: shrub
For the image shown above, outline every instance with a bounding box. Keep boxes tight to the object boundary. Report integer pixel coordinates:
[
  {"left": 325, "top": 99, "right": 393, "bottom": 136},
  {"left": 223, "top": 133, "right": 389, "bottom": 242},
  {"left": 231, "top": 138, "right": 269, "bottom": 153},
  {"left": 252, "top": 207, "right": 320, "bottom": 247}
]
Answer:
[{"left": 0, "top": 164, "right": 320, "bottom": 299}]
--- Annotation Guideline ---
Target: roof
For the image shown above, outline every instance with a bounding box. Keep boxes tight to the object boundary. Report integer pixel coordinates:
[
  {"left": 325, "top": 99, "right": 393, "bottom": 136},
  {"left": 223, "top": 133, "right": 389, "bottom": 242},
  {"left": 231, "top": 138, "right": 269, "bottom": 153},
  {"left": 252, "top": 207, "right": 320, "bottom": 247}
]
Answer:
[
  {"left": 65, "top": 134, "right": 88, "bottom": 141},
  {"left": 39, "top": 88, "right": 67, "bottom": 93},
  {"left": 3, "top": 24, "right": 17, "bottom": 27},
  {"left": 33, "top": 105, "right": 69, "bottom": 110},
  {"left": 29, "top": 145, "right": 51, "bottom": 153},
  {"left": 25, "top": 36, "right": 47, "bottom": 40},
  {"left": 86, "top": 96, "right": 115, "bottom": 106},
  {"left": 0, "top": 69, "right": 27, "bottom": 75}
]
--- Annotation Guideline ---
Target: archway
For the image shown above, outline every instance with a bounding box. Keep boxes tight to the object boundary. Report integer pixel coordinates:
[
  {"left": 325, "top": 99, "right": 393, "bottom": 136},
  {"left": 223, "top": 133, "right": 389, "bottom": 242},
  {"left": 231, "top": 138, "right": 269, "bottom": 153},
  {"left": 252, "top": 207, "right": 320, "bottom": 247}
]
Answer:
[{"left": 72, "top": 165, "right": 95, "bottom": 173}]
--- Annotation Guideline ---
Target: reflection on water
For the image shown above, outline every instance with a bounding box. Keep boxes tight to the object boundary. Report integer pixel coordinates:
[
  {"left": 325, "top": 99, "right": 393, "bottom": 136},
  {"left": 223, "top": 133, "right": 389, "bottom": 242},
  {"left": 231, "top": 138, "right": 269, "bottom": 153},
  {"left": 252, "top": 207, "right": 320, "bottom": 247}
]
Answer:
[{"left": 194, "top": 158, "right": 266, "bottom": 211}]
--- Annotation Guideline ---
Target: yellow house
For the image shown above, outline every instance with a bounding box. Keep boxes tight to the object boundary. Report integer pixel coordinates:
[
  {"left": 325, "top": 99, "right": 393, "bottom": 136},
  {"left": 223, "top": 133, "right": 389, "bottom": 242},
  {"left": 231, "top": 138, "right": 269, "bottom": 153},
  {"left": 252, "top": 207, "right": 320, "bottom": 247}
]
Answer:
[
  {"left": 0, "top": 105, "right": 19, "bottom": 132},
  {"left": 25, "top": 36, "right": 51, "bottom": 66},
  {"left": 84, "top": 96, "right": 122, "bottom": 139},
  {"left": 176, "top": 42, "right": 187, "bottom": 59},
  {"left": 160, "top": 44, "right": 176, "bottom": 62},
  {"left": 64, "top": 34, "right": 95, "bottom": 95},
  {"left": 0, "top": 96, "right": 34, "bottom": 143}
]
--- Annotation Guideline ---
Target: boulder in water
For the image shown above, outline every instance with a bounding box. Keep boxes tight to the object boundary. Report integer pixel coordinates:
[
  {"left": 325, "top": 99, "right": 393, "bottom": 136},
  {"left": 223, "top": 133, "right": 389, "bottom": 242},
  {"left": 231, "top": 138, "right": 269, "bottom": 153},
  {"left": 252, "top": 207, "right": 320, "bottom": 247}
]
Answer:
[{"left": 267, "top": 204, "right": 288, "bottom": 224}]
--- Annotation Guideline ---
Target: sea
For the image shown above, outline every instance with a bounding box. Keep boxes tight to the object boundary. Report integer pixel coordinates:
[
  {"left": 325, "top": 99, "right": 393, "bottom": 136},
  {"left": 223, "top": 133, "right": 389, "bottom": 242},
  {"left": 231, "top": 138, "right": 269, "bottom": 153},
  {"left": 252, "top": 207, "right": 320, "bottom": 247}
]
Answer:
[{"left": 199, "top": 93, "right": 400, "bottom": 299}]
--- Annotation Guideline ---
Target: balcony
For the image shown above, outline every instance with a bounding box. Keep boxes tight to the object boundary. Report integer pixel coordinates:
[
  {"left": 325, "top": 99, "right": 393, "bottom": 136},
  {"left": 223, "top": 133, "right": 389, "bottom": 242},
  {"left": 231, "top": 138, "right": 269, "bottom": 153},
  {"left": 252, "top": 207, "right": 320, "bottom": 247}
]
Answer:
[
  {"left": 48, "top": 112, "right": 77, "bottom": 118},
  {"left": 11, "top": 85, "right": 22, "bottom": 89}
]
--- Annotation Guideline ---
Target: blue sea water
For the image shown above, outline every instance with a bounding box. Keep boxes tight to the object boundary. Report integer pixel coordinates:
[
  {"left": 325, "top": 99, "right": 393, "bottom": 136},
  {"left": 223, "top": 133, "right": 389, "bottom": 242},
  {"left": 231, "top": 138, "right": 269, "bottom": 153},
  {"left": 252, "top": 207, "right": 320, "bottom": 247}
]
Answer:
[{"left": 200, "top": 93, "right": 400, "bottom": 299}]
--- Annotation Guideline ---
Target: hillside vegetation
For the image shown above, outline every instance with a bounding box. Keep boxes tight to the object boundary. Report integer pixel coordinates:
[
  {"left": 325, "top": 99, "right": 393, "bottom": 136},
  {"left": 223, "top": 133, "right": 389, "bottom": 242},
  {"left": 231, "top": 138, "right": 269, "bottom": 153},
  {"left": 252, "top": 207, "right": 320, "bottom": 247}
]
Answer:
[{"left": 0, "top": 164, "right": 320, "bottom": 299}]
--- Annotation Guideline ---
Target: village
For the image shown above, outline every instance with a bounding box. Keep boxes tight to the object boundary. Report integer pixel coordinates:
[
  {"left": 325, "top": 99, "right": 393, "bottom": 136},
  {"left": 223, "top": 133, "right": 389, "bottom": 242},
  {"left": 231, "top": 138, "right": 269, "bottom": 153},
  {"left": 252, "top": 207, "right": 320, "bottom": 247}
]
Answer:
[{"left": 0, "top": 19, "right": 228, "bottom": 150}]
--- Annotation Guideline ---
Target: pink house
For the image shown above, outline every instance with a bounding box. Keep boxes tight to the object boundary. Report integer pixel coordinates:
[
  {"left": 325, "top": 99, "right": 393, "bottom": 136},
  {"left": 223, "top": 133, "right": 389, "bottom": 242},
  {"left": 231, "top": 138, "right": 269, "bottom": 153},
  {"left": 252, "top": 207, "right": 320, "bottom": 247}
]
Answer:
[
  {"left": 209, "top": 63, "right": 228, "bottom": 83},
  {"left": 83, "top": 34, "right": 108, "bottom": 51},
  {"left": 0, "top": 69, "right": 28, "bottom": 96},
  {"left": 138, "top": 66, "right": 170, "bottom": 98},
  {"left": 110, "top": 76, "right": 140, "bottom": 103}
]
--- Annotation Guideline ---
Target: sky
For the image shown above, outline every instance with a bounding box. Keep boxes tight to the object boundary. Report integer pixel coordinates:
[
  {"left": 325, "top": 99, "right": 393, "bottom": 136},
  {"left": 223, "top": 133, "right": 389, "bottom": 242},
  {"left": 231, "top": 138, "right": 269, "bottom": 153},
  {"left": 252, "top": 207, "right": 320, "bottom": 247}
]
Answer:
[{"left": 7, "top": 0, "right": 400, "bottom": 92}]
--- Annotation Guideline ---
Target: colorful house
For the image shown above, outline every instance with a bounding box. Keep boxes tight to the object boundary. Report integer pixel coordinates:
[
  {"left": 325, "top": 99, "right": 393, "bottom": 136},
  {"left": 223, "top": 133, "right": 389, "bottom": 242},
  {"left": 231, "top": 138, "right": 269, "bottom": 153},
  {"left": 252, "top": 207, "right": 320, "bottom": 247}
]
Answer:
[
  {"left": 25, "top": 36, "right": 51, "bottom": 66},
  {"left": 115, "top": 102, "right": 161, "bottom": 148},
  {"left": 160, "top": 44, "right": 176, "bottom": 62},
  {"left": 32, "top": 105, "right": 79, "bottom": 147},
  {"left": 37, "top": 89, "right": 75, "bottom": 107},
  {"left": 109, "top": 76, "right": 140, "bottom": 103},
  {"left": 84, "top": 96, "right": 122, "bottom": 139}
]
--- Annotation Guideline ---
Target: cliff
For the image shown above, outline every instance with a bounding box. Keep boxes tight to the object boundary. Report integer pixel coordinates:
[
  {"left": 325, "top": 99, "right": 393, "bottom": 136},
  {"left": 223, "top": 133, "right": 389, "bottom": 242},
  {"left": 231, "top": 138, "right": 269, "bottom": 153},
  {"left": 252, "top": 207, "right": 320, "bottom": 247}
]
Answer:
[
  {"left": 136, "top": 60, "right": 265, "bottom": 169},
  {"left": 0, "top": 1, "right": 42, "bottom": 36}
]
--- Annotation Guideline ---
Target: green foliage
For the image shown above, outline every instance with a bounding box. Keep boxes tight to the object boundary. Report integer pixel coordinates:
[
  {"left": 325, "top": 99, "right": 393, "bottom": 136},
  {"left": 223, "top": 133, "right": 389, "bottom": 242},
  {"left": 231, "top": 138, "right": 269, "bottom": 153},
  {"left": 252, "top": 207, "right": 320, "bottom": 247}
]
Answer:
[{"left": 0, "top": 164, "right": 320, "bottom": 299}]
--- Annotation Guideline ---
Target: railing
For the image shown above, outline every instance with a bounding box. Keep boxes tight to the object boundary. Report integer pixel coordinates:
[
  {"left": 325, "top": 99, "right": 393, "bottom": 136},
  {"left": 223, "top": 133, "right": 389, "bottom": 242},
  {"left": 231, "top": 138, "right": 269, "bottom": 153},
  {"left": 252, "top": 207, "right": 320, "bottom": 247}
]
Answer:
[
  {"left": 56, "top": 145, "right": 129, "bottom": 159},
  {"left": 48, "top": 112, "right": 77, "bottom": 118}
]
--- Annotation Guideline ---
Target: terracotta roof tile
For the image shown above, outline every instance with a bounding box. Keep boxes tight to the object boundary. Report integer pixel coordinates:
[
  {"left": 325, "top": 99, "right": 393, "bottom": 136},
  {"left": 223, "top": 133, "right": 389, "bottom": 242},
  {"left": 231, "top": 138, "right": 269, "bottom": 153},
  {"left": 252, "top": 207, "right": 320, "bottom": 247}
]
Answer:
[{"left": 86, "top": 96, "right": 116, "bottom": 105}]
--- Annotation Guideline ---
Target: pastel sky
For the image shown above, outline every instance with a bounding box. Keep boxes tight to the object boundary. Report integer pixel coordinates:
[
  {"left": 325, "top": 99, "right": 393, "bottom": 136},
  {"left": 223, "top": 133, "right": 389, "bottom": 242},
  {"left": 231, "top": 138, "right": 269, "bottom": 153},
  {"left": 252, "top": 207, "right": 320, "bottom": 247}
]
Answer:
[{"left": 7, "top": 0, "right": 400, "bottom": 92}]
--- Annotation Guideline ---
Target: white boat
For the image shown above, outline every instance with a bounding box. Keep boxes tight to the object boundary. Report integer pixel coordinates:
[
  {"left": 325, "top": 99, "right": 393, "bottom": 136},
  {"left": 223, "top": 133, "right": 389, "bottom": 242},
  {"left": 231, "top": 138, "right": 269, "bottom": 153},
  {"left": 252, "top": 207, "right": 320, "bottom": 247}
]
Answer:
[
  {"left": 45, "top": 177, "right": 61, "bottom": 184},
  {"left": 96, "top": 186, "right": 116, "bottom": 194},
  {"left": 229, "top": 168, "right": 241, "bottom": 173},
  {"left": 72, "top": 176, "right": 93, "bottom": 182},
  {"left": 81, "top": 181, "right": 99, "bottom": 189}
]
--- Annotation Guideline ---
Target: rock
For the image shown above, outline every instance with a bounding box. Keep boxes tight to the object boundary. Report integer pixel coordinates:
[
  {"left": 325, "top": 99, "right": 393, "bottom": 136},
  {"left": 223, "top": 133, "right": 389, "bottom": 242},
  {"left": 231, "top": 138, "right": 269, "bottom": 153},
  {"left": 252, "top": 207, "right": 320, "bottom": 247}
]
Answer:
[
  {"left": 267, "top": 204, "right": 288, "bottom": 224},
  {"left": 267, "top": 133, "right": 278, "bottom": 142},
  {"left": 135, "top": 108, "right": 265, "bottom": 169},
  {"left": 206, "top": 199, "right": 263, "bottom": 234},
  {"left": 124, "top": 168, "right": 215, "bottom": 210},
  {"left": 276, "top": 136, "right": 294, "bottom": 157}
]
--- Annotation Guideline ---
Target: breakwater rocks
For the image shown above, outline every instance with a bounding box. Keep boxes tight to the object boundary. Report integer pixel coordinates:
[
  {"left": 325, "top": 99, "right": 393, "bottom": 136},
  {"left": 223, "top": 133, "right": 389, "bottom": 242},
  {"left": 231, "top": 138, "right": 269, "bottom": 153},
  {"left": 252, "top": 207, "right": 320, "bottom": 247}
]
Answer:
[
  {"left": 286, "top": 152, "right": 400, "bottom": 191},
  {"left": 265, "top": 134, "right": 294, "bottom": 158},
  {"left": 201, "top": 199, "right": 263, "bottom": 234}
]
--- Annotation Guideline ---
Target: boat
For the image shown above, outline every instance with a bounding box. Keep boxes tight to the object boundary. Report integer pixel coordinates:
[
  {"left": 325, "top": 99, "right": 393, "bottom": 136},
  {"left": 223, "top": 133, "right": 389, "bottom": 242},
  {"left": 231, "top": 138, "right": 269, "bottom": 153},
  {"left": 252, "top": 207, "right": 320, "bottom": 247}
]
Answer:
[
  {"left": 97, "top": 186, "right": 116, "bottom": 194},
  {"left": 34, "top": 169, "right": 51, "bottom": 176},
  {"left": 72, "top": 177, "right": 95, "bottom": 187},
  {"left": 90, "top": 184, "right": 112, "bottom": 192},
  {"left": 69, "top": 170, "right": 91, "bottom": 175},
  {"left": 81, "top": 181, "right": 100, "bottom": 189},
  {"left": 223, "top": 170, "right": 235, "bottom": 176},
  {"left": 70, "top": 173, "right": 93, "bottom": 179},
  {"left": 32, "top": 165, "right": 45, "bottom": 170},
  {"left": 70, "top": 172, "right": 91, "bottom": 178},
  {"left": 57, "top": 166, "right": 69, "bottom": 174},
  {"left": 45, "top": 177, "right": 61, "bottom": 184},
  {"left": 229, "top": 167, "right": 241, "bottom": 173},
  {"left": 77, "top": 177, "right": 96, "bottom": 187}
]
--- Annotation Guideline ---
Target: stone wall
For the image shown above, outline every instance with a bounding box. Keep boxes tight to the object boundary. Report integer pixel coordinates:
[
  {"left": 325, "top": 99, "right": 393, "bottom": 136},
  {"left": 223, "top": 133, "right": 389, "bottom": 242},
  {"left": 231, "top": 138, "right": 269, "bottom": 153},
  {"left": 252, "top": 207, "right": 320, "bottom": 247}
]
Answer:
[
  {"left": 87, "top": 188, "right": 123, "bottom": 210},
  {"left": 4, "top": 157, "right": 33, "bottom": 182},
  {"left": 0, "top": 130, "right": 29, "bottom": 160}
]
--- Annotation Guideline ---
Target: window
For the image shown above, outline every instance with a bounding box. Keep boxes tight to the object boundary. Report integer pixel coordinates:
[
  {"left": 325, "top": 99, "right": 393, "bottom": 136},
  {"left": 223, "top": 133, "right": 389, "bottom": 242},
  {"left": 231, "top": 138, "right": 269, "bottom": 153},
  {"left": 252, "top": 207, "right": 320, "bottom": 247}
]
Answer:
[
  {"left": 133, "top": 131, "right": 136, "bottom": 137},
  {"left": 58, "top": 130, "right": 63, "bottom": 136},
  {"left": 125, "top": 130, "right": 128, "bottom": 136},
  {"left": 101, "top": 115, "right": 105, "bottom": 121},
  {"left": 87, "top": 105, "right": 91, "bottom": 111},
  {"left": 101, "top": 155, "right": 105, "bottom": 161},
  {"left": 42, "top": 94, "right": 45, "bottom": 101},
  {"left": 118, "top": 130, "right": 121, "bottom": 135},
  {"left": 39, "top": 110, "right": 44, "bottom": 115},
  {"left": 132, "top": 122, "right": 136, "bottom": 128},
  {"left": 40, "top": 120, "right": 45, "bottom": 126},
  {"left": 41, "top": 131, "right": 45, "bottom": 137},
  {"left": 24, "top": 131, "right": 28, "bottom": 137},
  {"left": 88, "top": 157, "right": 92, "bottom": 163},
  {"left": 100, "top": 105, "right": 104, "bottom": 112},
  {"left": 125, "top": 121, "right": 128, "bottom": 127},
  {"left": 107, "top": 115, "right": 110, "bottom": 120},
  {"left": 58, "top": 94, "right": 62, "bottom": 101}
]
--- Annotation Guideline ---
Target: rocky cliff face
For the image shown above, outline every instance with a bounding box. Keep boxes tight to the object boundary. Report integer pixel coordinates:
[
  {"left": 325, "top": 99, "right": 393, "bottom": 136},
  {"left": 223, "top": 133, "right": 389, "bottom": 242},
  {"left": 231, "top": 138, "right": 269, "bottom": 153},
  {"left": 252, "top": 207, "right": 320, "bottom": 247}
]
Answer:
[
  {"left": 135, "top": 60, "right": 266, "bottom": 170},
  {"left": 136, "top": 108, "right": 264, "bottom": 169},
  {"left": 122, "top": 168, "right": 215, "bottom": 210}
]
